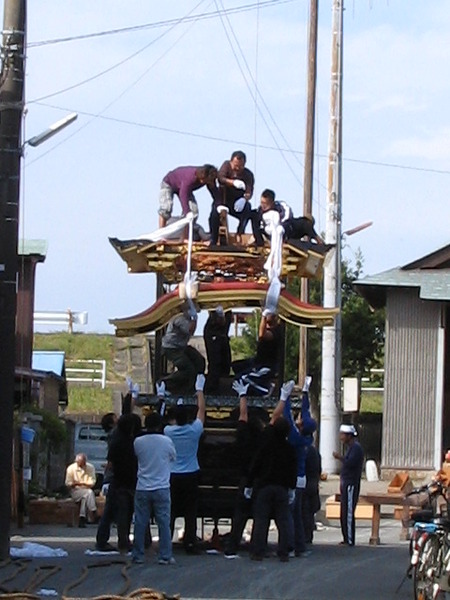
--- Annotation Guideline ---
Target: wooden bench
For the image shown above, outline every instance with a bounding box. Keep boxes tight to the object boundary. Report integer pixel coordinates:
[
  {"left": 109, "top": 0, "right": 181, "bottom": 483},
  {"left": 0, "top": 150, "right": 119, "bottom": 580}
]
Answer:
[
  {"left": 29, "top": 495, "right": 105, "bottom": 527},
  {"left": 334, "top": 492, "right": 408, "bottom": 545}
]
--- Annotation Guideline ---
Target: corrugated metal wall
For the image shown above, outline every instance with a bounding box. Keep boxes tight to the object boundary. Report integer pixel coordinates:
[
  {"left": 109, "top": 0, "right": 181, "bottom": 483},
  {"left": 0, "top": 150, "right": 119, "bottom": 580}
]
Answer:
[{"left": 382, "top": 287, "right": 441, "bottom": 470}]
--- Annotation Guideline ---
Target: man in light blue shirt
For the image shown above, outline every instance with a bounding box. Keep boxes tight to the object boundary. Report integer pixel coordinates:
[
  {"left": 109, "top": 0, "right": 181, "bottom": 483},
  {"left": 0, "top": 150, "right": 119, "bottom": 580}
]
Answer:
[
  {"left": 164, "top": 374, "right": 206, "bottom": 554},
  {"left": 132, "top": 413, "right": 176, "bottom": 565}
]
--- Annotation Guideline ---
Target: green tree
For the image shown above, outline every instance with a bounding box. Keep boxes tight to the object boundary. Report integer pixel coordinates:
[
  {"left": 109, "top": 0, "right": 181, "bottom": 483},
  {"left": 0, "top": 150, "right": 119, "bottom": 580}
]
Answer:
[{"left": 231, "top": 249, "right": 385, "bottom": 389}]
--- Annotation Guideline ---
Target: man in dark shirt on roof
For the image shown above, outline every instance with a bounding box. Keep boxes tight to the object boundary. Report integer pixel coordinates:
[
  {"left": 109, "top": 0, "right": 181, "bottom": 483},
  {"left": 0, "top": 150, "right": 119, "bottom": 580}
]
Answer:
[
  {"left": 158, "top": 165, "right": 218, "bottom": 229},
  {"left": 209, "top": 150, "right": 254, "bottom": 245}
]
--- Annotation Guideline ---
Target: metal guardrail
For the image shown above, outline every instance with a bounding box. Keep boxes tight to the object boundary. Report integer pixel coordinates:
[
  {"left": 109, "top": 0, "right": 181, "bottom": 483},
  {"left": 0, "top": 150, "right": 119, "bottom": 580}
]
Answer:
[{"left": 65, "top": 359, "right": 106, "bottom": 389}]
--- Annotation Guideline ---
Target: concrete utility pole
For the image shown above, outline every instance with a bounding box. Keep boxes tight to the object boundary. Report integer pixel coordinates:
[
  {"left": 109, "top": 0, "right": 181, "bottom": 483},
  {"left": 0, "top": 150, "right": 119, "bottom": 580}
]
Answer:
[
  {"left": 0, "top": 0, "right": 26, "bottom": 559},
  {"left": 320, "top": 0, "right": 343, "bottom": 475},
  {"left": 298, "top": 0, "right": 318, "bottom": 386}
]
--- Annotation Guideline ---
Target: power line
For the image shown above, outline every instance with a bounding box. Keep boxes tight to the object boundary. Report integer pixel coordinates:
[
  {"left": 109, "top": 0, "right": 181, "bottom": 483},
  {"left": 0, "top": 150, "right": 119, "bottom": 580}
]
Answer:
[
  {"left": 29, "top": 102, "right": 450, "bottom": 176},
  {"left": 27, "top": 0, "right": 297, "bottom": 48},
  {"left": 28, "top": 0, "right": 208, "bottom": 103}
]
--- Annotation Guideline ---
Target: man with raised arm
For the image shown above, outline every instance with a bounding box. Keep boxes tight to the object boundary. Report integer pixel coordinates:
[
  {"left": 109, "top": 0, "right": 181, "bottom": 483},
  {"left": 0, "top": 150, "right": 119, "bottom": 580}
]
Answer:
[
  {"left": 163, "top": 374, "right": 206, "bottom": 555},
  {"left": 271, "top": 376, "right": 317, "bottom": 557},
  {"left": 223, "top": 378, "right": 267, "bottom": 558}
]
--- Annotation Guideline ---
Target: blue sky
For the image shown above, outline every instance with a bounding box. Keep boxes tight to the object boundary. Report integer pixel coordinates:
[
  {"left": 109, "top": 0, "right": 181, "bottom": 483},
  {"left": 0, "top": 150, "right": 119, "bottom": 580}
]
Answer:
[{"left": 8, "top": 0, "right": 450, "bottom": 332}]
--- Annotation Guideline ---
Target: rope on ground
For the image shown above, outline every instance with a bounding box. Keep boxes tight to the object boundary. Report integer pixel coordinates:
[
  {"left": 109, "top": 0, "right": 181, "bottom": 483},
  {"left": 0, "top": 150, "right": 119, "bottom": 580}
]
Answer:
[
  {"left": 61, "top": 559, "right": 131, "bottom": 600},
  {"left": 0, "top": 559, "right": 31, "bottom": 593}
]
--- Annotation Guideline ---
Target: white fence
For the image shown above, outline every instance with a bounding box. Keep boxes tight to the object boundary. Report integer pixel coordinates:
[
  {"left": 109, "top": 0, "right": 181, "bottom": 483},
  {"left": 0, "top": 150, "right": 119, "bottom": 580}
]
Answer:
[{"left": 65, "top": 359, "right": 106, "bottom": 389}]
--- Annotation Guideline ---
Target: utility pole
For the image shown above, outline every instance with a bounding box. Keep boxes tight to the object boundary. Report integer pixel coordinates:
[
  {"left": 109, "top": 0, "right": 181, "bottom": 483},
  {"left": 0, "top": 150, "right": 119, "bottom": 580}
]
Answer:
[
  {"left": 0, "top": 0, "right": 26, "bottom": 559},
  {"left": 298, "top": 0, "right": 318, "bottom": 386},
  {"left": 320, "top": 0, "right": 343, "bottom": 475}
]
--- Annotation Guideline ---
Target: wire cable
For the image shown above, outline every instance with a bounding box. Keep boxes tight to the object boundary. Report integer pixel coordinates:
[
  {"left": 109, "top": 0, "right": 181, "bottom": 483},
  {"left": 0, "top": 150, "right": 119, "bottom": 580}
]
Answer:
[
  {"left": 27, "top": 102, "right": 450, "bottom": 177},
  {"left": 27, "top": 0, "right": 297, "bottom": 48},
  {"left": 28, "top": 0, "right": 208, "bottom": 103}
]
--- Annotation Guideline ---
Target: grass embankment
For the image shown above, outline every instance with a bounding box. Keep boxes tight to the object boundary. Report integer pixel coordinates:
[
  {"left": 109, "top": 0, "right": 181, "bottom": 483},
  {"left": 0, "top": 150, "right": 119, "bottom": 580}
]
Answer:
[
  {"left": 34, "top": 332, "right": 383, "bottom": 414},
  {"left": 34, "top": 332, "right": 117, "bottom": 414}
]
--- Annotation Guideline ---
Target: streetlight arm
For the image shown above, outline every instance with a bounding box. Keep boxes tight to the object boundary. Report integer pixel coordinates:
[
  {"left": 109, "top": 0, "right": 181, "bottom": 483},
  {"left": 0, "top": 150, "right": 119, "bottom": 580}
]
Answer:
[{"left": 26, "top": 112, "right": 78, "bottom": 147}]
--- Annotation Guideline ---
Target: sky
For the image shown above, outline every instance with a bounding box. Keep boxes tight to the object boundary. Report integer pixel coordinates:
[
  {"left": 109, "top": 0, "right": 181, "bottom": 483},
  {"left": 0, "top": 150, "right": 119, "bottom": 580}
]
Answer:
[{"left": 4, "top": 0, "right": 449, "bottom": 333}]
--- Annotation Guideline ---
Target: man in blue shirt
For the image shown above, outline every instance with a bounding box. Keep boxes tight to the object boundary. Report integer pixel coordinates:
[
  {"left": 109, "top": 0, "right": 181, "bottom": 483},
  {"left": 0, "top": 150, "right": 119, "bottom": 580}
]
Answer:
[{"left": 164, "top": 374, "right": 206, "bottom": 554}]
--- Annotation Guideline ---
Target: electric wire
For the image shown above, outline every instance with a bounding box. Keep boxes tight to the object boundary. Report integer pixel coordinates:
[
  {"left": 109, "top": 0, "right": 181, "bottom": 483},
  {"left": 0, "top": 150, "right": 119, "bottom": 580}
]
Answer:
[
  {"left": 28, "top": 0, "right": 208, "bottom": 104},
  {"left": 27, "top": 102, "right": 450, "bottom": 176},
  {"left": 27, "top": 0, "right": 297, "bottom": 48},
  {"left": 214, "top": 0, "right": 304, "bottom": 187}
]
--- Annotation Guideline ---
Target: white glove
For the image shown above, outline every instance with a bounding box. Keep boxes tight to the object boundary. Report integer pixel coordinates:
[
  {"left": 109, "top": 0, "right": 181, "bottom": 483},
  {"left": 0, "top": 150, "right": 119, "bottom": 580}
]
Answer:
[
  {"left": 131, "top": 383, "right": 140, "bottom": 400},
  {"left": 233, "top": 179, "right": 246, "bottom": 190},
  {"left": 288, "top": 489, "right": 295, "bottom": 504},
  {"left": 177, "top": 397, "right": 184, "bottom": 405},
  {"left": 302, "top": 375, "right": 312, "bottom": 392},
  {"left": 262, "top": 308, "right": 273, "bottom": 318},
  {"left": 195, "top": 374, "right": 206, "bottom": 392},
  {"left": 233, "top": 198, "right": 246, "bottom": 213},
  {"left": 216, "top": 204, "right": 229, "bottom": 214},
  {"left": 101, "top": 484, "right": 110, "bottom": 497},
  {"left": 232, "top": 379, "right": 249, "bottom": 397},
  {"left": 156, "top": 381, "right": 166, "bottom": 397},
  {"left": 243, "top": 487, "right": 253, "bottom": 500},
  {"left": 280, "top": 380, "right": 295, "bottom": 402}
]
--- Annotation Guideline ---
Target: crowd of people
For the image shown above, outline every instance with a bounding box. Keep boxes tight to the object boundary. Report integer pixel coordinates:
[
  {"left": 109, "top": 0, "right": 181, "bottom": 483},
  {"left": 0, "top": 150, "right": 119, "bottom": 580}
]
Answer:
[
  {"left": 156, "top": 150, "right": 325, "bottom": 247},
  {"left": 65, "top": 370, "right": 364, "bottom": 564}
]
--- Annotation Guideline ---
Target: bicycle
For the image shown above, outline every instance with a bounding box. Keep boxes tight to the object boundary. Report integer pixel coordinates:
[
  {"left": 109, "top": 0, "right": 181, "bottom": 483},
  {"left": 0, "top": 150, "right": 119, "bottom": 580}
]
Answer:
[{"left": 405, "top": 480, "right": 450, "bottom": 600}]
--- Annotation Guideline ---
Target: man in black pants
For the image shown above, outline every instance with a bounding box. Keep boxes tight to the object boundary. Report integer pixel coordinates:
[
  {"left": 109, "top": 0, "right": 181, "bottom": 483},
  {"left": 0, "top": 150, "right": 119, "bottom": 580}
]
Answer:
[
  {"left": 203, "top": 306, "right": 232, "bottom": 394},
  {"left": 333, "top": 424, "right": 364, "bottom": 546}
]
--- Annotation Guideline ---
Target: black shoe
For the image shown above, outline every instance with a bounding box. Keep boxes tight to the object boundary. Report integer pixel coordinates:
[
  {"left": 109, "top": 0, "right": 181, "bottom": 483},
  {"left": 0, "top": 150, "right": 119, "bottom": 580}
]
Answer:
[
  {"left": 95, "top": 543, "right": 116, "bottom": 551},
  {"left": 185, "top": 543, "right": 202, "bottom": 555},
  {"left": 78, "top": 517, "right": 87, "bottom": 528}
]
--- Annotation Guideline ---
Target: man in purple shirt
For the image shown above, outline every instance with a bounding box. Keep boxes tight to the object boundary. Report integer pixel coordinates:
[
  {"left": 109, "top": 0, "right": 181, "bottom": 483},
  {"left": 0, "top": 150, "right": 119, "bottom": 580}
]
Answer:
[{"left": 158, "top": 165, "right": 219, "bottom": 229}]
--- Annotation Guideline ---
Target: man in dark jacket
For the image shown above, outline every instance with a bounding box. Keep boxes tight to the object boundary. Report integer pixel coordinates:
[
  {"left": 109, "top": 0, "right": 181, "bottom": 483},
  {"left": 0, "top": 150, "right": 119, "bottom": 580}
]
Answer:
[
  {"left": 333, "top": 424, "right": 364, "bottom": 546},
  {"left": 247, "top": 417, "right": 297, "bottom": 562},
  {"left": 203, "top": 305, "right": 232, "bottom": 394}
]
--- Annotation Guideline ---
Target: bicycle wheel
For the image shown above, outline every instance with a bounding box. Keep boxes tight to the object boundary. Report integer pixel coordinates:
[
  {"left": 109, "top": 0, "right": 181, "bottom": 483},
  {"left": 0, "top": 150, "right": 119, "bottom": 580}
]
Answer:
[{"left": 413, "top": 534, "right": 442, "bottom": 600}]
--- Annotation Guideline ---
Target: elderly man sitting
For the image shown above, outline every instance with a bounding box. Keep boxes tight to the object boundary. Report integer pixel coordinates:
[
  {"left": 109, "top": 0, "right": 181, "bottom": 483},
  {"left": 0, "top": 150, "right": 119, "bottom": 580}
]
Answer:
[{"left": 65, "top": 453, "right": 98, "bottom": 528}]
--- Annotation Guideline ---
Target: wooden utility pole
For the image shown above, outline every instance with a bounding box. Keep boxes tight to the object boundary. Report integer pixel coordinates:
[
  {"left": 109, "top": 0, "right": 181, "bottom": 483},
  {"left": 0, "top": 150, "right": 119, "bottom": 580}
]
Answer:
[
  {"left": 0, "top": 0, "right": 26, "bottom": 559},
  {"left": 298, "top": 0, "right": 318, "bottom": 385}
]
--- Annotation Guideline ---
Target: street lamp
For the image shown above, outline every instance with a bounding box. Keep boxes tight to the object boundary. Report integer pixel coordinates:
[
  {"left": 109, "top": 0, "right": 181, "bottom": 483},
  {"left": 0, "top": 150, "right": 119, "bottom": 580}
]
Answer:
[{"left": 26, "top": 112, "right": 78, "bottom": 148}]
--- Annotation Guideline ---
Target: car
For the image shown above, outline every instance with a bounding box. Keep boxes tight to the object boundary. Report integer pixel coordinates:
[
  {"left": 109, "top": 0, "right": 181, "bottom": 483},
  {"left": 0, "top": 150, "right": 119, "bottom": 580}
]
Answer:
[{"left": 73, "top": 422, "right": 108, "bottom": 485}]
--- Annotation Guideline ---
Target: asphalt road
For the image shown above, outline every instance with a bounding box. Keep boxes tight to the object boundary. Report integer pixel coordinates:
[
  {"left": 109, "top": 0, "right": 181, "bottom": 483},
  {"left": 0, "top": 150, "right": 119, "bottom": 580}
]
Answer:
[{"left": 4, "top": 517, "right": 415, "bottom": 600}]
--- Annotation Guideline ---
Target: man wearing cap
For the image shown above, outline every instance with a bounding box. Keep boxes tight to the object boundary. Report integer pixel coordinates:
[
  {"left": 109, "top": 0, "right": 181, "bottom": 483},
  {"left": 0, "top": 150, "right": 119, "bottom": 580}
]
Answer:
[{"left": 333, "top": 424, "right": 364, "bottom": 546}]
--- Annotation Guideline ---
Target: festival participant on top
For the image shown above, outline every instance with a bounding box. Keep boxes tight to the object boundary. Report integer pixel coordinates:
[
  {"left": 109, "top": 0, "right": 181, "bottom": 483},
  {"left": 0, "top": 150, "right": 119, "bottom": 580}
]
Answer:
[
  {"left": 250, "top": 188, "right": 324, "bottom": 247},
  {"left": 158, "top": 164, "right": 219, "bottom": 228},
  {"left": 209, "top": 150, "right": 254, "bottom": 245},
  {"left": 333, "top": 424, "right": 364, "bottom": 546},
  {"left": 232, "top": 309, "right": 283, "bottom": 385},
  {"left": 271, "top": 377, "right": 317, "bottom": 558},
  {"left": 203, "top": 305, "right": 232, "bottom": 394},
  {"left": 161, "top": 308, "right": 205, "bottom": 394}
]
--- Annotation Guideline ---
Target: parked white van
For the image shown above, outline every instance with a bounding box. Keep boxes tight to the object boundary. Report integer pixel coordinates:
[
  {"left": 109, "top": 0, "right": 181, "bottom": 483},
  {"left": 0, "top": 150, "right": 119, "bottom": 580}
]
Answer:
[{"left": 73, "top": 423, "right": 108, "bottom": 484}]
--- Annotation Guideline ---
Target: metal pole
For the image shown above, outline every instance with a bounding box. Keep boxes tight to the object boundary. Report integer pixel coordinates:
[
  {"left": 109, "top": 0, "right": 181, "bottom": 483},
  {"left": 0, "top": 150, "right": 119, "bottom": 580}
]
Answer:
[
  {"left": 0, "top": 0, "right": 26, "bottom": 559},
  {"left": 320, "top": 0, "right": 343, "bottom": 475},
  {"left": 298, "top": 0, "right": 318, "bottom": 385}
]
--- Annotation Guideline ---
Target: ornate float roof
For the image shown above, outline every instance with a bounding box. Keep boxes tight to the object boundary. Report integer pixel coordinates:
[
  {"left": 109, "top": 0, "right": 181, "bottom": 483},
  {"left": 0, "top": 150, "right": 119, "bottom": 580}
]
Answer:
[
  {"left": 109, "top": 234, "right": 330, "bottom": 283},
  {"left": 109, "top": 281, "right": 339, "bottom": 336}
]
